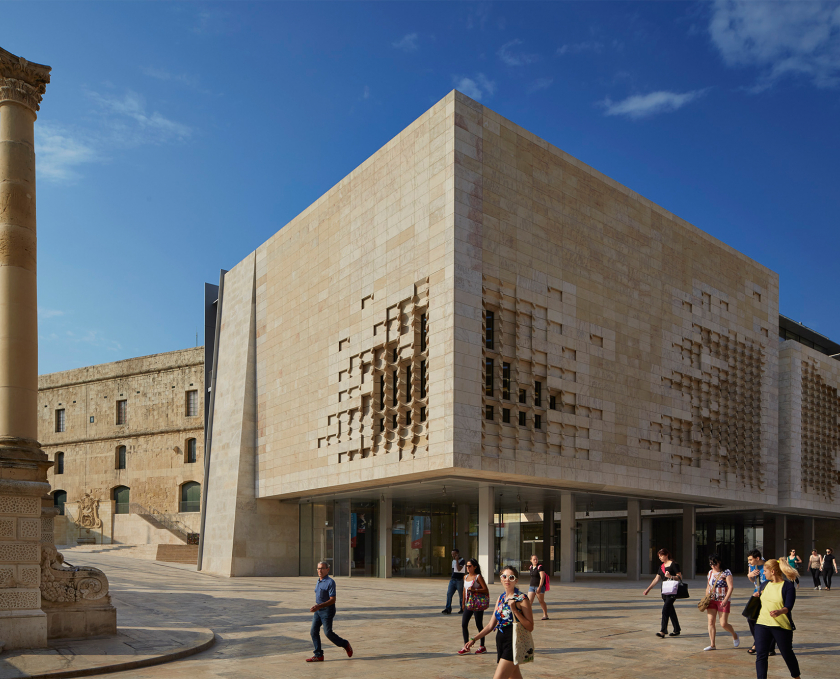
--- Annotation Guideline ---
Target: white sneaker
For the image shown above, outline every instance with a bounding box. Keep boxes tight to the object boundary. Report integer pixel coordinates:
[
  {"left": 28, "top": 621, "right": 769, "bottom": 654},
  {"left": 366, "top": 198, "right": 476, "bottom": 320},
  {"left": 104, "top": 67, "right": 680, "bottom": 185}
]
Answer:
[
  {"left": 733, "top": 637, "right": 740, "bottom": 648},
  {"left": 704, "top": 646, "right": 716, "bottom": 651},
  {"left": 819, "top": 586, "right": 822, "bottom": 590}
]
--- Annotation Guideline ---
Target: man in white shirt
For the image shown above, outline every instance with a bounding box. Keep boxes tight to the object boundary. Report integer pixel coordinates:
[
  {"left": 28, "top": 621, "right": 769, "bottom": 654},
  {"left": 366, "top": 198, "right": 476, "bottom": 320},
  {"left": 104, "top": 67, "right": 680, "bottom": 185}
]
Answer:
[{"left": 442, "top": 548, "right": 467, "bottom": 614}]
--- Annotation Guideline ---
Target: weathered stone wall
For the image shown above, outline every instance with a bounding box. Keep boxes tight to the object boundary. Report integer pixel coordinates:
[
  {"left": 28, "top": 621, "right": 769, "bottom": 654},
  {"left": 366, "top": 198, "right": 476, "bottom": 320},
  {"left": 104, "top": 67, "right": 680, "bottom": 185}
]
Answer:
[
  {"left": 38, "top": 348, "right": 204, "bottom": 543},
  {"left": 779, "top": 340, "right": 840, "bottom": 514}
]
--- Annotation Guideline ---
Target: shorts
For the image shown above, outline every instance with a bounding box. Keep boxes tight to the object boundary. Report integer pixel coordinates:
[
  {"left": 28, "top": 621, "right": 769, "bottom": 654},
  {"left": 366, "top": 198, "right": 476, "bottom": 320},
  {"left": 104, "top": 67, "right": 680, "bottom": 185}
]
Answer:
[
  {"left": 496, "top": 627, "right": 513, "bottom": 663},
  {"left": 528, "top": 586, "right": 542, "bottom": 593},
  {"left": 707, "top": 600, "right": 731, "bottom": 613}
]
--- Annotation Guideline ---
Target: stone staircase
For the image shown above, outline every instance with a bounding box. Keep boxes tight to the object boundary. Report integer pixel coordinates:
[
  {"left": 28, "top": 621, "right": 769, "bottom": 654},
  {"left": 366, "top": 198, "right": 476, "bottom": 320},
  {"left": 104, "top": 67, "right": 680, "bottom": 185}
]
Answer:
[{"left": 155, "top": 544, "right": 199, "bottom": 565}]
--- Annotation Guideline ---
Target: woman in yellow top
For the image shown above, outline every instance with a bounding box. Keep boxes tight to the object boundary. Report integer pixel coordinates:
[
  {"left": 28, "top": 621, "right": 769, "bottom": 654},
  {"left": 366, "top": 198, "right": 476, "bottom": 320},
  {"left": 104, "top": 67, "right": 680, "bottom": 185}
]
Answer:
[{"left": 751, "top": 558, "right": 801, "bottom": 679}]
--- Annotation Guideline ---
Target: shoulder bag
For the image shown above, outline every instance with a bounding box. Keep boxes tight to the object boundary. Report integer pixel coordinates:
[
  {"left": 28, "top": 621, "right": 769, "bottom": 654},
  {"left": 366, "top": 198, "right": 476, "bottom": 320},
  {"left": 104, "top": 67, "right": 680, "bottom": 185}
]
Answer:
[
  {"left": 466, "top": 587, "right": 490, "bottom": 611},
  {"left": 741, "top": 595, "right": 761, "bottom": 621},
  {"left": 512, "top": 621, "right": 535, "bottom": 665},
  {"left": 698, "top": 573, "right": 724, "bottom": 612}
]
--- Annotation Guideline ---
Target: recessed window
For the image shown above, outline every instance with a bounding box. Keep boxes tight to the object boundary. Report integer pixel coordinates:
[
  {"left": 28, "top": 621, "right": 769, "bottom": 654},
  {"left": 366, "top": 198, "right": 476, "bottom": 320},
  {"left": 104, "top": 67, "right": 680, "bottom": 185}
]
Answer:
[
  {"left": 180, "top": 482, "right": 201, "bottom": 513},
  {"left": 90, "top": 416, "right": 95, "bottom": 423},
  {"left": 55, "top": 409, "right": 66, "bottom": 433},
  {"left": 518, "top": 411, "right": 526, "bottom": 427},
  {"left": 420, "top": 407, "right": 426, "bottom": 422},
  {"left": 379, "top": 374, "right": 385, "bottom": 410},
  {"left": 113, "top": 485, "right": 130, "bottom": 514},
  {"left": 406, "top": 410, "right": 412, "bottom": 426},
  {"left": 549, "top": 395, "right": 556, "bottom": 410},
  {"left": 535, "top": 414, "right": 542, "bottom": 430},
  {"left": 519, "top": 389, "right": 526, "bottom": 404},
  {"left": 420, "top": 361, "right": 427, "bottom": 399},
  {"left": 55, "top": 452, "right": 64, "bottom": 475},
  {"left": 503, "top": 408, "right": 511, "bottom": 424},
  {"left": 406, "top": 365, "right": 412, "bottom": 403},
  {"left": 535, "top": 381, "right": 542, "bottom": 408},
  {"left": 53, "top": 490, "right": 67, "bottom": 516},
  {"left": 379, "top": 417, "right": 385, "bottom": 432},
  {"left": 485, "top": 310, "right": 495, "bottom": 349},
  {"left": 502, "top": 363, "right": 511, "bottom": 399},
  {"left": 392, "top": 414, "right": 398, "bottom": 429},
  {"left": 185, "top": 390, "right": 198, "bottom": 417},
  {"left": 420, "top": 313, "right": 427, "bottom": 352},
  {"left": 116, "top": 399, "right": 127, "bottom": 425},
  {"left": 186, "top": 438, "right": 197, "bottom": 464},
  {"left": 116, "top": 445, "right": 126, "bottom": 470},
  {"left": 485, "top": 358, "right": 494, "bottom": 396},
  {"left": 392, "top": 370, "right": 398, "bottom": 407},
  {"left": 485, "top": 405, "right": 494, "bottom": 421}
]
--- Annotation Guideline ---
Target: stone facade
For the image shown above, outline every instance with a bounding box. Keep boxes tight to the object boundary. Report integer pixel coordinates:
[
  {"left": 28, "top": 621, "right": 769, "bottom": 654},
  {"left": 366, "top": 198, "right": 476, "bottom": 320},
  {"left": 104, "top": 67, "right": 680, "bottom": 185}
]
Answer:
[
  {"left": 38, "top": 348, "right": 204, "bottom": 546},
  {"left": 202, "top": 91, "right": 839, "bottom": 578}
]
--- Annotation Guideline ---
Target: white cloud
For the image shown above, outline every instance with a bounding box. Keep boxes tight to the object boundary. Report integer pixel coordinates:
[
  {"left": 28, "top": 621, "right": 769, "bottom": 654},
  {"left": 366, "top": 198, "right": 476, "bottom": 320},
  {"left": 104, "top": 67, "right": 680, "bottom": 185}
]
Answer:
[
  {"left": 36, "top": 123, "right": 98, "bottom": 182},
  {"left": 527, "top": 77, "right": 554, "bottom": 94},
  {"left": 602, "top": 89, "right": 708, "bottom": 119},
  {"left": 88, "top": 90, "right": 192, "bottom": 143},
  {"left": 453, "top": 74, "right": 496, "bottom": 101},
  {"left": 709, "top": 0, "right": 840, "bottom": 90},
  {"left": 38, "top": 307, "right": 65, "bottom": 320},
  {"left": 393, "top": 33, "right": 419, "bottom": 52},
  {"left": 557, "top": 41, "right": 604, "bottom": 55},
  {"left": 498, "top": 39, "right": 538, "bottom": 66}
]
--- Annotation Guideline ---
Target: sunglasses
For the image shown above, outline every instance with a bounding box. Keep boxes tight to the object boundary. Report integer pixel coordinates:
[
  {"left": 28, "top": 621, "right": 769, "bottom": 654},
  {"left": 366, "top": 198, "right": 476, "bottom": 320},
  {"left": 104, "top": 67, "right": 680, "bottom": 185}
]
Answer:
[{"left": 500, "top": 574, "right": 517, "bottom": 581}]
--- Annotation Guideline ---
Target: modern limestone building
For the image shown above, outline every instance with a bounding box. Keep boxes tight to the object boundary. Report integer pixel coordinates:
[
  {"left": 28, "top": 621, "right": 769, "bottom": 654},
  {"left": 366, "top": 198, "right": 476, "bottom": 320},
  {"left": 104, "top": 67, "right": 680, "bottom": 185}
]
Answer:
[
  {"left": 200, "top": 91, "right": 840, "bottom": 581},
  {"left": 38, "top": 348, "right": 205, "bottom": 552}
]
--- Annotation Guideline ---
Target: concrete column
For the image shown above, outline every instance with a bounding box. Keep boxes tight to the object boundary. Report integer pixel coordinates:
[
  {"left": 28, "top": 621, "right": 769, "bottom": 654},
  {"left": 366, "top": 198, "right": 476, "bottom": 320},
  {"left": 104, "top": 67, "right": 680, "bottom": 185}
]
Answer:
[
  {"left": 559, "top": 492, "right": 575, "bottom": 583},
  {"left": 378, "top": 497, "right": 392, "bottom": 578},
  {"left": 682, "top": 505, "right": 696, "bottom": 580},
  {"left": 477, "top": 485, "right": 494, "bottom": 584},
  {"left": 627, "top": 499, "right": 641, "bottom": 581},
  {"left": 456, "top": 503, "right": 470, "bottom": 559},
  {"left": 774, "top": 514, "right": 787, "bottom": 560},
  {"left": 0, "top": 47, "right": 52, "bottom": 650},
  {"left": 803, "top": 517, "right": 815, "bottom": 555},
  {"left": 542, "top": 501, "right": 555, "bottom": 574}
]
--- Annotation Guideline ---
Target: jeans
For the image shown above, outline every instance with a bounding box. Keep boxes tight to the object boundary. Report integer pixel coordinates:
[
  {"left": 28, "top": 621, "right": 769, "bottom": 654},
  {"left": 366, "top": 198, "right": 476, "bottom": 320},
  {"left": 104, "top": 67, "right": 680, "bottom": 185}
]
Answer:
[
  {"left": 462, "top": 608, "right": 485, "bottom": 645},
  {"left": 311, "top": 609, "right": 348, "bottom": 657},
  {"left": 754, "top": 624, "right": 799, "bottom": 679},
  {"left": 823, "top": 569, "right": 834, "bottom": 589},
  {"left": 748, "top": 617, "right": 776, "bottom": 653},
  {"left": 810, "top": 567, "right": 821, "bottom": 587},
  {"left": 444, "top": 578, "right": 464, "bottom": 611},
  {"left": 660, "top": 594, "right": 680, "bottom": 634}
]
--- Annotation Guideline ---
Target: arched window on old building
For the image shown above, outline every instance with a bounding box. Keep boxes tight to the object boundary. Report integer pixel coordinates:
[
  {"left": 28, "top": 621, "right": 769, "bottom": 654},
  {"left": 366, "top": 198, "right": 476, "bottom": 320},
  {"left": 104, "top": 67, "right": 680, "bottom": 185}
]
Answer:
[
  {"left": 180, "top": 481, "right": 200, "bottom": 513},
  {"left": 53, "top": 490, "right": 67, "bottom": 515},
  {"left": 55, "top": 451, "right": 64, "bottom": 475},
  {"left": 113, "top": 486, "right": 130, "bottom": 514}
]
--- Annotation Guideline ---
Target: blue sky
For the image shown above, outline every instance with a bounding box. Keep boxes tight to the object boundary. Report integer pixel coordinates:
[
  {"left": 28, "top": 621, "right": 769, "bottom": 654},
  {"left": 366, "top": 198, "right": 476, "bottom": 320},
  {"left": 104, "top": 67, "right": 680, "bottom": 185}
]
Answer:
[{"left": 3, "top": 1, "right": 839, "bottom": 374}]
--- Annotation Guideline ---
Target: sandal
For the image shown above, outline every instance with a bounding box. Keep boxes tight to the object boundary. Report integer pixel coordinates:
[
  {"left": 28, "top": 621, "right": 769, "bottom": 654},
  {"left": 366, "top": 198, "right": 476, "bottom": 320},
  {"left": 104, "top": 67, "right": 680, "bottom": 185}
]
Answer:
[
  {"left": 747, "top": 647, "right": 756, "bottom": 655},
  {"left": 541, "top": 616, "right": 550, "bottom": 620}
]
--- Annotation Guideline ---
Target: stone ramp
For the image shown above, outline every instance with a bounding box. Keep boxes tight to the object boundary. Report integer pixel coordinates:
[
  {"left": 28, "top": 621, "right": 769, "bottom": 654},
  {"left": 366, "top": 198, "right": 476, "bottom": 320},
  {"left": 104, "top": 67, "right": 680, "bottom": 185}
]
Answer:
[
  {"left": 0, "top": 626, "right": 214, "bottom": 678},
  {"left": 154, "top": 544, "right": 199, "bottom": 565}
]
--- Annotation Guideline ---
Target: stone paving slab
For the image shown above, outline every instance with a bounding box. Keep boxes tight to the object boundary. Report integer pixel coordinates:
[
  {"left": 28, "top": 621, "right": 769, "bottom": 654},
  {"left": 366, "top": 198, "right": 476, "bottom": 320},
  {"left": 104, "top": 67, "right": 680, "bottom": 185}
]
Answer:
[
  {"left": 47, "top": 549, "right": 840, "bottom": 678},
  {"left": 0, "top": 627, "right": 215, "bottom": 678}
]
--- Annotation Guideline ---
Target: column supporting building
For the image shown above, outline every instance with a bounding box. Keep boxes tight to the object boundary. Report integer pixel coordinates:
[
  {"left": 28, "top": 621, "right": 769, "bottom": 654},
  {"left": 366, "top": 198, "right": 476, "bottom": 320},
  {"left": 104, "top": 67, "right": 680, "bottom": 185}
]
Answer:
[
  {"left": 559, "top": 492, "right": 575, "bottom": 583},
  {"left": 626, "top": 499, "right": 641, "bottom": 581},
  {"left": 378, "top": 497, "right": 392, "bottom": 578},
  {"left": 477, "top": 486, "right": 494, "bottom": 584},
  {"left": 682, "top": 505, "right": 696, "bottom": 580},
  {"left": 456, "top": 503, "right": 470, "bottom": 559},
  {"left": 542, "top": 501, "right": 555, "bottom": 574},
  {"left": 774, "top": 514, "right": 787, "bottom": 559},
  {"left": 803, "top": 517, "right": 815, "bottom": 555}
]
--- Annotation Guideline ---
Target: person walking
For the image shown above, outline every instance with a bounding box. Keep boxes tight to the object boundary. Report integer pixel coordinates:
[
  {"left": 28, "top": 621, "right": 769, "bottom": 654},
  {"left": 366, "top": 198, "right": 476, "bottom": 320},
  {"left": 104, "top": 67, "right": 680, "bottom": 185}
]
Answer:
[
  {"left": 643, "top": 548, "right": 682, "bottom": 638},
  {"left": 527, "top": 554, "right": 549, "bottom": 621},
  {"left": 786, "top": 549, "right": 802, "bottom": 588},
  {"left": 704, "top": 554, "right": 740, "bottom": 651},
  {"left": 306, "top": 562, "right": 353, "bottom": 662},
  {"left": 752, "top": 558, "right": 802, "bottom": 679},
  {"left": 808, "top": 550, "right": 822, "bottom": 590},
  {"left": 822, "top": 548, "right": 837, "bottom": 590},
  {"left": 463, "top": 566, "right": 535, "bottom": 679},
  {"left": 442, "top": 548, "right": 467, "bottom": 614},
  {"left": 746, "top": 549, "right": 775, "bottom": 656},
  {"left": 458, "top": 559, "right": 489, "bottom": 655}
]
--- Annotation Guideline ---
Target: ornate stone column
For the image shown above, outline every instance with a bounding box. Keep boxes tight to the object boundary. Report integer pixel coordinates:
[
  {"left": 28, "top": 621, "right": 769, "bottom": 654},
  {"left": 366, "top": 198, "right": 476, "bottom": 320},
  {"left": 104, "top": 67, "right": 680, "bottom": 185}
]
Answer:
[{"left": 0, "top": 46, "right": 52, "bottom": 651}]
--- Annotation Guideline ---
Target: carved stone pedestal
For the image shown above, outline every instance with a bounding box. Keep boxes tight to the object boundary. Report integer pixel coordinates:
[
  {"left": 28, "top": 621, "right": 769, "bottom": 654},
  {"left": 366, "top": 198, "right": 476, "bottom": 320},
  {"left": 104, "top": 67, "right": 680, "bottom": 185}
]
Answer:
[{"left": 41, "top": 507, "right": 116, "bottom": 639}]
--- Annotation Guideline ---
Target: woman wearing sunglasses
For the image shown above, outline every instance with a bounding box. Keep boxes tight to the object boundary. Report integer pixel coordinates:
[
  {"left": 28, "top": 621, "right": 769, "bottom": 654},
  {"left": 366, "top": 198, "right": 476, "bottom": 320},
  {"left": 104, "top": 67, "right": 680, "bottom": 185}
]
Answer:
[{"left": 463, "top": 566, "right": 535, "bottom": 678}]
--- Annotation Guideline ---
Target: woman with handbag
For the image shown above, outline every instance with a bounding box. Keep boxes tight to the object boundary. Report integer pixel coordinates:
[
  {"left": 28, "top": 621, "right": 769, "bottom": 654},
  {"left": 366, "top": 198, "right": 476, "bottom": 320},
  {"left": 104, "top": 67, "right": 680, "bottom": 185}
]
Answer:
[
  {"left": 751, "top": 558, "right": 801, "bottom": 679},
  {"left": 463, "top": 566, "right": 535, "bottom": 678},
  {"left": 704, "top": 554, "right": 740, "bottom": 651},
  {"left": 643, "top": 548, "right": 683, "bottom": 638},
  {"left": 808, "top": 550, "right": 822, "bottom": 589},
  {"left": 458, "top": 559, "right": 489, "bottom": 655}
]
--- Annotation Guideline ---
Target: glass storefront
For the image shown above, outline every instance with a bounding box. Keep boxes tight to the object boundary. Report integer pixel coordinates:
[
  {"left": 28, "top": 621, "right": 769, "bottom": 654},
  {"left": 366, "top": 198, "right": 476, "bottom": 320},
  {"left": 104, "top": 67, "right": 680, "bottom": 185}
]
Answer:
[
  {"left": 575, "top": 519, "right": 627, "bottom": 573},
  {"left": 299, "top": 500, "right": 378, "bottom": 577},
  {"left": 391, "top": 502, "right": 476, "bottom": 576}
]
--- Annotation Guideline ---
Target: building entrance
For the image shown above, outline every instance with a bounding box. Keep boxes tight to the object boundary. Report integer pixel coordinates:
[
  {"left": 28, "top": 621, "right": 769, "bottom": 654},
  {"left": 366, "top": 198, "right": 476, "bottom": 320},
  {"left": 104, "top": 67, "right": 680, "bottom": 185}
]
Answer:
[
  {"left": 391, "top": 501, "right": 476, "bottom": 577},
  {"left": 299, "top": 500, "right": 379, "bottom": 577}
]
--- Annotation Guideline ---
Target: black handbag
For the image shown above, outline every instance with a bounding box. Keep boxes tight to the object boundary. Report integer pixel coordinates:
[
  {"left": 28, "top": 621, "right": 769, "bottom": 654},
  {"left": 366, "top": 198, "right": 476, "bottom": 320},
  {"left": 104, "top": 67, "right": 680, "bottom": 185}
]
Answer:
[
  {"left": 742, "top": 595, "right": 761, "bottom": 620},
  {"left": 675, "top": 582, "right": 690, "bottom": 599}
]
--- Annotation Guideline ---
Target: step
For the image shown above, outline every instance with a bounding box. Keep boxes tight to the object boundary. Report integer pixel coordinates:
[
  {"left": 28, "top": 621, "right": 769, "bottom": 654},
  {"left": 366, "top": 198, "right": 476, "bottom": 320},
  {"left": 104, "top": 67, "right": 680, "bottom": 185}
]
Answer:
[{"left": 155, "top": 544, "right": 199, "bottom": 564}]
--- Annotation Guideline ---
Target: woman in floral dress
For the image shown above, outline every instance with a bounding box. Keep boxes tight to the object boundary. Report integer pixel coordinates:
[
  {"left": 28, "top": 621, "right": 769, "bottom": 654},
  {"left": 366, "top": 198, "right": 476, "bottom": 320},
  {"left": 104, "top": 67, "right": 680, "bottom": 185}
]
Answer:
[{"left": 464, "top": 565, "right": 535, "bottom": 679}]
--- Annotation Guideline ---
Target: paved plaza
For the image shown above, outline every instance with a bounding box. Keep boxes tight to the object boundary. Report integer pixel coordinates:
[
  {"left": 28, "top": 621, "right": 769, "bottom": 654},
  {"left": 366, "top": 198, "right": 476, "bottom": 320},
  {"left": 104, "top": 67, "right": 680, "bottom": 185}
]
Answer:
[{"left": 18, "top": 548, "right": 837, "bottom": 679}]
